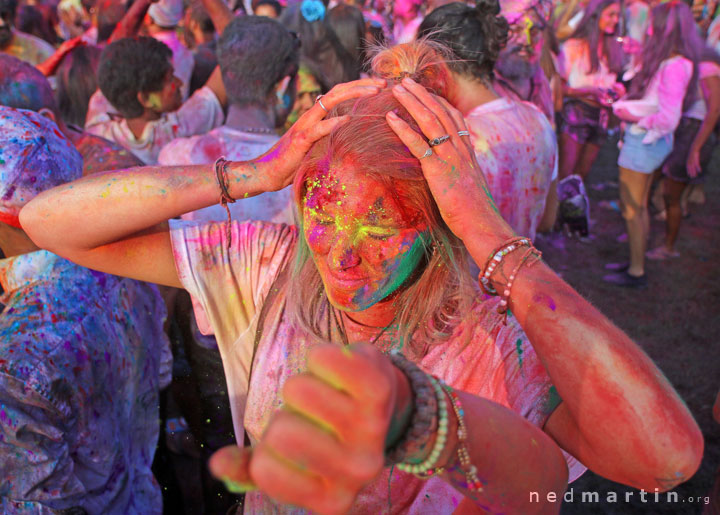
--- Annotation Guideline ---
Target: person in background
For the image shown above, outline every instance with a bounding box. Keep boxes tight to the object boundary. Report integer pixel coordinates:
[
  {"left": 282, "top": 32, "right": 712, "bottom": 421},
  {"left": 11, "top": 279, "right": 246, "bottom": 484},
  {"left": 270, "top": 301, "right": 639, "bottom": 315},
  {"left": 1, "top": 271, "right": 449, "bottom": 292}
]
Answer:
[
  {"left": 0, "top": 106, "right": 169, "bottom": 514},
  {"left": 605, "top": 1, "right": 700, "bottom": 287},
  {"left": 15, "top": 3, "right": 60, "bottom": 46},
  {"left": 55, "top": 44, "right": 103, "bottom": 127},
  {"left": 158, "top": 15, "right": 298, "bottom": 225},
  {"left": 557, "top": 0, "right": 626, "bottom": 184},
  {"left": 495, "top": 0, "right": 556, "bottom": 126},
  {"left": 85, "top": 36, "right": 227, "bottom": 164},
  {"left": 0, "top": 0, "right": 54, "bottom": 65},
  {"left": 253, "top": 0, "right": 282, "bottom": 18},
  {"left": 327, "top": 3, "right": 366, "bottom": 78},
  {"left": 283, "top": 64, "right": 322, "bottom": 132},
  {"left": 280, "top": 0, "right": 359, "bottom": 90},
  {"left": 419, "top": 2, "right": 558, "bottom": 241},
  {"left": 392, "top": 0, "right": 423, "bottom": 43},
  {"left": 145, "top": 0, "right": 195, "bottom": 100},
  {"left": 0, "top": 54, "right": 144, "bottom": 175},
  {"left": 646, "top": 48, "right": 720, "bottom": 260},
  {"left": 184, "top": 0, "right": 218, "bottom": 95}
]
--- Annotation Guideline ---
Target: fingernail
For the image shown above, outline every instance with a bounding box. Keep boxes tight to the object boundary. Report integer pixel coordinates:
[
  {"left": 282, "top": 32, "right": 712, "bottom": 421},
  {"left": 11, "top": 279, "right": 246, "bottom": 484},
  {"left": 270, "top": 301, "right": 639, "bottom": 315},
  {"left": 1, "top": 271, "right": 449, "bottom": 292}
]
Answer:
[
  {"left": 387, "top": 111, "right": 399, "bottom": 120},
  {"left": 402, "top": 77, "right": 416, "bottom": 86},
  {"left": 394, "top": 85, "right": 406, "bottom": 94},
  {"left": 221, "top": 477, "right": 255, "bottom": 494}
]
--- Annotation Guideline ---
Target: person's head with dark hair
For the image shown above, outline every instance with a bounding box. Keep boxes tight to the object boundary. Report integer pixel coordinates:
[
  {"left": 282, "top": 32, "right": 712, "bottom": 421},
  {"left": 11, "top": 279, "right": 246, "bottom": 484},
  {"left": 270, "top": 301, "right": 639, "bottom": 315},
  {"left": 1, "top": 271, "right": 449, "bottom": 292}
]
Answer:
[
  {"left": 327, "top": 3, "right": 365, "bottom": 76},
  {"left": 0, "top": 53, "right": 57, "bottom": 114},
  {"left": 15, "top": 3, "right": 59, "bottom": 45},
  {"left": 280, "top": 0, "right": 359, "bottom": 90},
  {"left": 96, "top": 0, "right": 126, "bottom": 43},
  {"left": 493, "top": 0, "right": 550, "bottom": 81},
  {"left": 253, "top": 0, "right": 282, "bottom": 18},
  {"left": 418, "top": 0, "right": 509, "bottom": 84},
  {"left": 56, "top": 45, "right": 102, "bottom": 126},
  {"left": 0, "top": 0, "right": 18, "bottom": 48},
  {"left": 568, "top": 0, "right": 625, "bottom": 74},
  {"left": 98, "top": 36, "right": 182, "bottom": 119},
  {"left": 628, "top": 1, "right": 705, "bottom": 108},
  {"left": 217, "top": 15, "right": 299, "bottom": 116},
  {"left": 184, "top": 0, "right": 215, "bottom": 47}
]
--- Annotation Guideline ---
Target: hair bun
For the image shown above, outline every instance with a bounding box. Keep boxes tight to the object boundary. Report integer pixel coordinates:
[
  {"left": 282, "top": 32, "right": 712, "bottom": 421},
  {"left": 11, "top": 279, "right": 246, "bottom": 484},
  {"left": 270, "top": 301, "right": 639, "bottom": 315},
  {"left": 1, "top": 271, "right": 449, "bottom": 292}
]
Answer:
[
  {"left": 474, "top": 0, "right": 501, "bottom": 17},
  {"left": 370, "top": 40, "right": 450, "bottom": 96}
]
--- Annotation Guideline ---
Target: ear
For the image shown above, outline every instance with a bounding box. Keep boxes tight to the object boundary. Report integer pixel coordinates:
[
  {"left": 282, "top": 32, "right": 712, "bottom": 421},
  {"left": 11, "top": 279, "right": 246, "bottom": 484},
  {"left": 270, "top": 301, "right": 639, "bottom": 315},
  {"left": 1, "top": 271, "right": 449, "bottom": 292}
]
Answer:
[
  {"left": 38, "top": 107, "right": 57, "bottom": 124},
  {"left": 137, "top": 91, "right": 155, "bottom": 110}
]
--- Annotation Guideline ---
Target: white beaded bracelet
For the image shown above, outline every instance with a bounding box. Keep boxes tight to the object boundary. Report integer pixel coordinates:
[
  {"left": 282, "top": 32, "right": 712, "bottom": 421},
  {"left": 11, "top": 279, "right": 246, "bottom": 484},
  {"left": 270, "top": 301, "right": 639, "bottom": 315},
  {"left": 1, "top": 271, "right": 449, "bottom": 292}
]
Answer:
[{"left": 397, "top": 376, "right": 449, "bottom": 475}]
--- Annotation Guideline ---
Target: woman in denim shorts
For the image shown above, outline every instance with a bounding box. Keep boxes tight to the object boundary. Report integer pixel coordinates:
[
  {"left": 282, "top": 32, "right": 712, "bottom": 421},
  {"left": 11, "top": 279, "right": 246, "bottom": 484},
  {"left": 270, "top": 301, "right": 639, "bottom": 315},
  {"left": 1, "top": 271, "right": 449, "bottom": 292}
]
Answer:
[{"left": 604, "top": 2, "right": 701, "bottom": 288}]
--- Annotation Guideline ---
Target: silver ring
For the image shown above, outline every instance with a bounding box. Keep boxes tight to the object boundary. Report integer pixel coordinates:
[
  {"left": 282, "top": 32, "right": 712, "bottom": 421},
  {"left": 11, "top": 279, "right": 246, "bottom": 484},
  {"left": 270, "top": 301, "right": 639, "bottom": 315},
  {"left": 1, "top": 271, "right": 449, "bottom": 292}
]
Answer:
[
  {"left": 316, "top": 94, "right": 328, "bottom": 112},
  {"left": 457, "top": 130, "right": 470, "bottom": 137},
  {"left": 428, "top": 134, "right": 450, "bottom": 147},
  {"left": 420, "top": 148, "right": 433, "bottom": 159}
]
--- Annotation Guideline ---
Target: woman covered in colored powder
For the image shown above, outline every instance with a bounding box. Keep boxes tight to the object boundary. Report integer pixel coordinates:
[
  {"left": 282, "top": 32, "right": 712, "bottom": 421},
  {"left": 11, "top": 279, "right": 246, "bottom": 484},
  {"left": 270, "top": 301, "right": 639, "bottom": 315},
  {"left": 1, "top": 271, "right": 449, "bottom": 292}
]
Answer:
[
  {"left": 21, "top": 42, "right": 702, "bottom": 513},
  {"left": 556, "top": 0, "right": 626, "bottom": 182}
]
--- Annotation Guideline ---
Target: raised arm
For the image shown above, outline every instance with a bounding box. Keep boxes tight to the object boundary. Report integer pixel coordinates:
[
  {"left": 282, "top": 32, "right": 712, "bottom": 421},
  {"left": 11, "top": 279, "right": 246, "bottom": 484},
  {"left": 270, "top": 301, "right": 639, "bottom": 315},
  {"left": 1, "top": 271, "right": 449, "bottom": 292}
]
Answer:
[
  {"left": 109, "top": 0, "right": 155, "bottom": 43},
  {"left": 388, "top": 77, "right": 703, "bottom": 492},
  {"left": 20, "top": 79, "right": 385, "bottom": 287},
  {"left": 200, "top": 0, "right": 234, "bottom": 37}
]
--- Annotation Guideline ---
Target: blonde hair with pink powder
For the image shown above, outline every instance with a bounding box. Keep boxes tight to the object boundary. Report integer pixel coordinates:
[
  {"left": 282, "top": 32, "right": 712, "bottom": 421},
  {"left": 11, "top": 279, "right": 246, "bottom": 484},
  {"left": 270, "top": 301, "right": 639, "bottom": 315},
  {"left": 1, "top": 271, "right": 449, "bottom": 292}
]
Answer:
[{"left": 282, "top": 41, "right": 476, "bottom": 354}]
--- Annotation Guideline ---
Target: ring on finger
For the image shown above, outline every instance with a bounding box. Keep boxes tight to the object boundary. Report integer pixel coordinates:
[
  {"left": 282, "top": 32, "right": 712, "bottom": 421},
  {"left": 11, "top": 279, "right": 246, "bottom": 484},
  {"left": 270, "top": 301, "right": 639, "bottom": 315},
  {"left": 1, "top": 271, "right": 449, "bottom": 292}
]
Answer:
[
  {"left": 428, "top": 134, "right": 451, "bottom": 147},
  {"left": 316, "top": 94, "right": 328, "bottom": 112},
  {"left": 420, "top": 148, "right": 433, "bottom": 159},
  {"left": 457, "top": 130, "right": 470, "bottom": 137}
]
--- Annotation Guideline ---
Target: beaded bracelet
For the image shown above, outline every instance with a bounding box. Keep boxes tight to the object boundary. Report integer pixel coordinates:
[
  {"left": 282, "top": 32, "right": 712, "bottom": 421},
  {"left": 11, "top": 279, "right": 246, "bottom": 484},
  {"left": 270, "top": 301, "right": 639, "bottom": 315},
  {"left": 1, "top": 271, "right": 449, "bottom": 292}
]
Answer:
[
  {"left": 214, "top": 156, "right": 236, "bottom": 249},
  {"left": 442, "top": 383, "right": 484, "bottom": 492},
  {"left": 479, "top": 237, "right": 532, "bottom": 295},
  {"left": 397, "top": 376, "right": 449, "bottom": 476},
  {"left": 497, "top": 246, "right": 542, "bottom": 324},
  {"left": 385, "top": 352, "right": 438, "bottom": 466}
]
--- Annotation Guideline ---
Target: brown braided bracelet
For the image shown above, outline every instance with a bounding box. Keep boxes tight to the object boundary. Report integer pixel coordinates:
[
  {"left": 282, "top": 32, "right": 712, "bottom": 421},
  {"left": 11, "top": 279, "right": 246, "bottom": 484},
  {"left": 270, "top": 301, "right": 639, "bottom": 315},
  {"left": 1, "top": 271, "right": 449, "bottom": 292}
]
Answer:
[{"left": 214, "top": 156, "right": 236, "bottom": 249}]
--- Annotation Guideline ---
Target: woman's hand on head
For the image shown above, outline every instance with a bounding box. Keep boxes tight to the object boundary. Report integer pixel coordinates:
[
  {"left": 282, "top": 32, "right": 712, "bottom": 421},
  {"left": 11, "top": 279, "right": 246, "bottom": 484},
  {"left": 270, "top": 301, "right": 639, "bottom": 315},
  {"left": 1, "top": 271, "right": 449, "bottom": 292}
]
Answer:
[
  {"left": 242, "top": 78, "right": 386, "bottom": 193},
  {"left": 208, "top": 344, "right": 407, "bottom": 515},
  {"left": 385, "top": 77, "right": 511, "bottom": 244}
]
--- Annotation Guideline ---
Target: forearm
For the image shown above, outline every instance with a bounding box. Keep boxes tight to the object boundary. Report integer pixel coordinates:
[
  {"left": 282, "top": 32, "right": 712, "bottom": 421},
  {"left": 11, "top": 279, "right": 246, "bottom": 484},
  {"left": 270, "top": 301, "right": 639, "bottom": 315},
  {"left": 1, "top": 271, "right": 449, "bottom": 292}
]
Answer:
[
  {"left": 20, "top": 161, "right": 268, "bottom": 254},
  {"left": 201, "top": 0, "right": 234, "bottom": 36},
  {"left": 109, "top": 0, "right": 152, "bottom": 42},
  {"left": 690, "top": 113, "right": 719, "bottom": 151},
  {"left": 437, "top": 392, "right": 567, "bottom": 513},
  {"left": 484, "top": 251, "right": 702, "bottom": 489}
]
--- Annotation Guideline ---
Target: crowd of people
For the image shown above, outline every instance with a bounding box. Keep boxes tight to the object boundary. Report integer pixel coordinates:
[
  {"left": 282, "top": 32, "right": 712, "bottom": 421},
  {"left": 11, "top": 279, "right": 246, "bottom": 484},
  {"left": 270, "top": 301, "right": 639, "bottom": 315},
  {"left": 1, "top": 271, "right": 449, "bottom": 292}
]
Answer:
[{"left": 0, "top": 0, "right": 717, "bottom": 511}]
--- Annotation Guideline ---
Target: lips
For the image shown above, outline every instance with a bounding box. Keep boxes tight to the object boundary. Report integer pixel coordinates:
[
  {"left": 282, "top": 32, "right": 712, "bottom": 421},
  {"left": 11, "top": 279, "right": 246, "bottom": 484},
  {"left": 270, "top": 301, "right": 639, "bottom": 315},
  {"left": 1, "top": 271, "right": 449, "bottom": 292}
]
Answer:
[{"left": 327, "top": 268, "right": 369, "bottom": 290}]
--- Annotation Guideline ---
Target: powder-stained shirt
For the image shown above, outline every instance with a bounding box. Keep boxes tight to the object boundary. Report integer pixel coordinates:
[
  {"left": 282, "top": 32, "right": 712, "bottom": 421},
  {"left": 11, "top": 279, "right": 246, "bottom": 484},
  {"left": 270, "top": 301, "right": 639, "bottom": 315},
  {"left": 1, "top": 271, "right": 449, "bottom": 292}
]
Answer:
[
  {"left": 1, "top": 30, "right": 54, "bottom": 65},
  {"left": 169, "top": 220, "right": 585, "bottom": 514},
  {"left": 0, "top": 251, "right": 171, "bottom": 514},
  {"left": 85, "top": 86, "right": 224, "bottom": 165},
  {"left": 69, "top": 126, "right": 144, "bottom": 175},
  {"left": 558, "top": 38, "right": 618, "bottom": 90},
  {"left": 466, "top": 97, "right": 557, "bottom": 240},
  {"left": 158, "top": 125, "right": 293, "bottom": 225}
]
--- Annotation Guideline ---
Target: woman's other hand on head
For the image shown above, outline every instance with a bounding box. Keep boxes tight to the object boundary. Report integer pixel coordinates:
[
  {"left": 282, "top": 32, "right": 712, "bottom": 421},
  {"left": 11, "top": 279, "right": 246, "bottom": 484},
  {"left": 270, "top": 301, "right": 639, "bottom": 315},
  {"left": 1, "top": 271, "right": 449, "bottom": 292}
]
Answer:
[
  {"left": 209, "top": 343, "right": 405, "bottom": 515},
  {"left": 247, "top": 78, "right": 386, "bottom": 193},
  {"left": 386, "top": 77, "right": 512, "bottom": 246}
]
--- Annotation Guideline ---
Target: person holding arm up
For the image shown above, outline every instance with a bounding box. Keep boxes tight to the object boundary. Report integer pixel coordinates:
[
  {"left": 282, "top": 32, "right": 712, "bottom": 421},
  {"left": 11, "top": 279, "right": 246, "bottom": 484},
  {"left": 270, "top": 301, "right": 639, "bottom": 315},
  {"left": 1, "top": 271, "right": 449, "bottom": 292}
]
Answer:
[{"left": 21, "top": 43, "right": 702, "bottom": 514}]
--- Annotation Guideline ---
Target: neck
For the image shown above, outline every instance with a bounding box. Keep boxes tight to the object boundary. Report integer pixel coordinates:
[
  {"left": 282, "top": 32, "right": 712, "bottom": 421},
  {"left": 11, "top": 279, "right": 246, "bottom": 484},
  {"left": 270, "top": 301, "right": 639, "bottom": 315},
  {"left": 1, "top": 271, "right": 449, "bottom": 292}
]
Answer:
[
  {"left": 498, "top": 72, "right": 534, "bottom": 100},
  {"left": 340, "top": 298, "right": 399, "bottom": 333},
  {"left": 126, "top": 109, "right": 160, "bottom": 139},
  {"left": 225, "top": 104, "right": 275, "bottom": 131},
  {"left": 450, "top": 73, "right": 500, "bottom": 116}
]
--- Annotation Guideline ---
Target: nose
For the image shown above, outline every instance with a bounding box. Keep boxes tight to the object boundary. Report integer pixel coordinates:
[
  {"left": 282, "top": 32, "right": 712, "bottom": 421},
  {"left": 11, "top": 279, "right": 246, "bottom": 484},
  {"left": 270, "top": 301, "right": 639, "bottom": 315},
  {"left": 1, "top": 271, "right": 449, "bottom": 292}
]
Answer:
[{"left": 329, "top": 232, "right": 360, "bottom": 270}]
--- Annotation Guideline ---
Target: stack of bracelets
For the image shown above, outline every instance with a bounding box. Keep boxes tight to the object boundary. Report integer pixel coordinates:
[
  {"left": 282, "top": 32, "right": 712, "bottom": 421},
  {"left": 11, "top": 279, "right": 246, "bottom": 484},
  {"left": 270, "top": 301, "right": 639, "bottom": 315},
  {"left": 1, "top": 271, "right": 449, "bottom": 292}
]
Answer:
[
  {"left": 386, "top": 352, "right": 483, "bottom": 492},
  {"left": 478, "top": 236, "right": 542, "bottom": 323}
]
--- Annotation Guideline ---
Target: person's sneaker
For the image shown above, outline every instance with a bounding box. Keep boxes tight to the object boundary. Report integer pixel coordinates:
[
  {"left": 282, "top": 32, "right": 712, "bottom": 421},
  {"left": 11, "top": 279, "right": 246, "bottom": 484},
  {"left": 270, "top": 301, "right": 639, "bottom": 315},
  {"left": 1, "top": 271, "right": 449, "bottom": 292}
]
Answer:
[
  {"left": 605, "top": 262, "right": 629, "bottom": 272},
  {"left": 646, "top": 246, "right": 680, "bottom": 260},
  {"left": 602, "top": 271, "right": 647, "bottom": 288}
]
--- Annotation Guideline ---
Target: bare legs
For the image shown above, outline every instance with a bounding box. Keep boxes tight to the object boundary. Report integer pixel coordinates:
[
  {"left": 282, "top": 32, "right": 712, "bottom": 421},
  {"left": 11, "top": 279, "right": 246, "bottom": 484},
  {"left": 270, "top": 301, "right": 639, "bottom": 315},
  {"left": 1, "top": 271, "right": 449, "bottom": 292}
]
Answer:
[
  {"left": 662, "top": 178, "right": 688, "bottom": 253},
  {"left": 559, "top": 133, "right": 601, "bottom": 181},
  {"left": 618, "top": 166, "right": 654, "bottom": 277}
]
